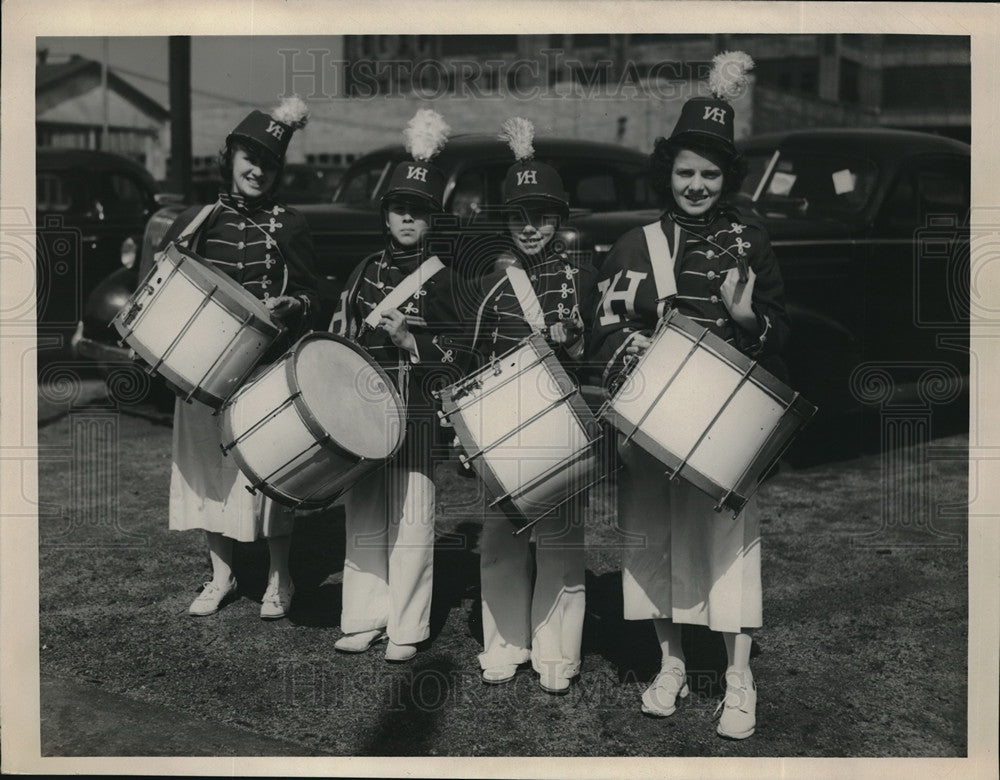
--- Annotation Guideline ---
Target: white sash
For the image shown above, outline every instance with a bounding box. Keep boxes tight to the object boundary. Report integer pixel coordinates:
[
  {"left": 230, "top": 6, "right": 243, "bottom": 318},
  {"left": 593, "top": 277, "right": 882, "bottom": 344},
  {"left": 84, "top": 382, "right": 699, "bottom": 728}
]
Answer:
[
  {"left": 363, "top": 255, "right": 445, "bottom": 329},
  {"left": 642, "top": 220, "right": 682, "bottom": 318},
  {"left": 504, "top": 265, "right": 547, "bottom": 334}
]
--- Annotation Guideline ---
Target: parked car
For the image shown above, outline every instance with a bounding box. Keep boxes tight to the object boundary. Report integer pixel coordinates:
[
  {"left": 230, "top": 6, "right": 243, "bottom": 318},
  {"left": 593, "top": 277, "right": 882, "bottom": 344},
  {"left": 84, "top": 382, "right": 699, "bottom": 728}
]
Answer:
[
  {"left": 75, "top": 129, "right": 969, "bottom": 460},
  {"left": 35, "top": 148, "right": 167, "bottom": 364}
]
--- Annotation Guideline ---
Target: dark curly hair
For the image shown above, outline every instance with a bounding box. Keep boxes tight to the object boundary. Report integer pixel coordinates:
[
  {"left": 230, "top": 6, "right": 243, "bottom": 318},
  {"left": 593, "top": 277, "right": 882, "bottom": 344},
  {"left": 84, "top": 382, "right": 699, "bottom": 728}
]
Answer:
[
  {"left": 217, "top": 140, "right": 284, "bottom": 198},
  {"left": 648, "top": 136, "right": 748, "bottom": 206}
]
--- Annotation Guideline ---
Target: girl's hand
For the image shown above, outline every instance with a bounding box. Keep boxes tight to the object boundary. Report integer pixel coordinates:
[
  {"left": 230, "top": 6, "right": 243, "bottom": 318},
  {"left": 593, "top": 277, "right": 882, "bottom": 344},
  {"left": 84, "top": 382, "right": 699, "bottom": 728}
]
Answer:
[
  {"left": 380, "top": 309, "right": 417, "bottom": 353},
  {"left": 549, "top": 310, "right": 584, "bottom": 346},
  {"left": 265, "top": 295, "right": 303, "bottom": 322},
  {"left": 720, "top": 266, "right": 760, "bottom": 334},
  {"left": 625, "top": 332, "right": 653, "bottom": 357}
]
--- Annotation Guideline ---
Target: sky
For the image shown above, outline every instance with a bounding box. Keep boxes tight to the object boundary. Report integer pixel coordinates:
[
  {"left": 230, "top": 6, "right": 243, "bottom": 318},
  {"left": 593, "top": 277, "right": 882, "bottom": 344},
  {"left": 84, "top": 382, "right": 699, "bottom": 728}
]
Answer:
[{"left": 36, "top": 36, "right": 345, "bottom": 110}]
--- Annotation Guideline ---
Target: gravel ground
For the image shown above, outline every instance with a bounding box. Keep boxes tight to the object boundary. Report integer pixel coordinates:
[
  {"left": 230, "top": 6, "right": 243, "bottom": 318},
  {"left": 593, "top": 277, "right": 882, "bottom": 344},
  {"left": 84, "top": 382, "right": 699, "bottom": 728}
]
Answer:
[{"left": 37, "top": 404, "right": 968, "bottom": 757}]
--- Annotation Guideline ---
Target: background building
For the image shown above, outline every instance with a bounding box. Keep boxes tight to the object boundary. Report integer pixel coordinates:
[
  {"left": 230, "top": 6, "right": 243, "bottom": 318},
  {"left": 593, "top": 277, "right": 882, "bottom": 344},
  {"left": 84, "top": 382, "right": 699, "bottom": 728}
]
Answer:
[
  {"left": 35, "top": 34, "right": 970, "bottom": 182},
  {"left": 35, "top": 50, "right": 170, "bottom": 178}
]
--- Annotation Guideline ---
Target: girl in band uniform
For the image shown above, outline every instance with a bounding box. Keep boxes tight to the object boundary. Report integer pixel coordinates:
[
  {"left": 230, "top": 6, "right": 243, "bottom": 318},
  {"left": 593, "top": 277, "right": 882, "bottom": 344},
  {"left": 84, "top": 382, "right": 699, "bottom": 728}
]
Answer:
[
  {"left": 590, "top": 53, "right": 790, "bottom": 738},
  {"left": 165, "top": 97, "right": 319, "bottom": 620},
  {"left": 467, "top": 118, "right": 587, "bottom": 694},
  {"left": 330, "top": 110, "right": 463, "bottom": 663}
]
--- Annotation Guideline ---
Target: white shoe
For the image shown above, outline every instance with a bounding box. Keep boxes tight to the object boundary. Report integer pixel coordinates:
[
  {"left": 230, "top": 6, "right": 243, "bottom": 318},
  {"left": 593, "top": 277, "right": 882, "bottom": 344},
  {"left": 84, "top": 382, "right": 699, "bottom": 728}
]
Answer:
[
  {"left": 716, "top": 667, "right": 756, "bottom": 739},
  {"left": 188, "top": 578, "right": 237, "bottom": 616},
  {"left": 260, "top": 580, "right": 294, "bottom": 619},
  {"left": 640, "top": 658, "right": 688, "bottom": 717},
  {"left": 334, "top": 629, "right": 387, "bottom": 653},
  {"left": 482, "top": 664, "right": 518, "bottom": 684},
  {"left": 384, "top": 641, "right": 417, "bottom": 663}
]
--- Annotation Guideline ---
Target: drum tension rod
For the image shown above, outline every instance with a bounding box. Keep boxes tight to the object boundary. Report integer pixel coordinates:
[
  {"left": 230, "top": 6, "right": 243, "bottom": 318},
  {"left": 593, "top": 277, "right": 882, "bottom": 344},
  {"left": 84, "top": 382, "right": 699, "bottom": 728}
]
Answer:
[
  {"left": 190, "top": 311, "right": 259, "bottom": 407},
  {"left": 220, "top": 392, "right": 301, "bottom": 454},
  {"left": 668, "top": 359, "right": 757, "bottom": 487},
  {"left": 148, "top": 284, "right": 219, "bottom": 377},
  {"left": 489, "top": 436, "right": 602, "bottom": 507},
  {"left": 620, "top": 328, "right": 708, "bottom": 449},
  {"left": 459, "top": 388, "right": 578, "bottom": 464}
]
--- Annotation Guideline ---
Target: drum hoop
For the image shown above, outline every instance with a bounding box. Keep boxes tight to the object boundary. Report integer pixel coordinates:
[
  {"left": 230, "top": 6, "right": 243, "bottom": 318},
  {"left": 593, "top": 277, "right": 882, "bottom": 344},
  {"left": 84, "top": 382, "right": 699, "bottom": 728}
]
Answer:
[
  {"left": 658, "top": 310, "right": 797, "bottom": 405},
  {"left": 168, "top": 244, "right": 282, "bottom": 339},
  {"left": 285, "top": 331, "right": 407, "bottom": 461}
]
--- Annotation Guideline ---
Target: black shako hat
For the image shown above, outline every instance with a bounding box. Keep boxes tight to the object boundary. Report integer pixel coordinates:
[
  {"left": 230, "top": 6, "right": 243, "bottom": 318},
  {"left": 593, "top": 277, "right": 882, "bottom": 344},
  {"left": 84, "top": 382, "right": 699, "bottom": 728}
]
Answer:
[
  {"left": 499, "top": 117, "right": 569, "bottom": 212},
  {"left": 227, "top": 96, "right": 309, "bottom": 165},
  {"left": 381, "top": 109, "right": 451, "bottom": 212},
  {"left": 666, "top": 51, "right": 754, "bottom": 163}
]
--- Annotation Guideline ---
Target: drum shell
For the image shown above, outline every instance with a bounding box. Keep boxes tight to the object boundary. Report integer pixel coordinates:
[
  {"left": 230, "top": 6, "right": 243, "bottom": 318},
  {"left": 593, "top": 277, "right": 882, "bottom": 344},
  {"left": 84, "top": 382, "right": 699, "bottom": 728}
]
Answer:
[
  {"left": 604, "top": 310, "right": 817, "bottom": 512},
  {"left": 113, "top": 244, "right": 280, "bottom": 408},
  {"left": 441, "top": 335, "right": 602, "bottom": 529},
  {"left": 220, "top": 332, "right": 406, "bottom": 509}
]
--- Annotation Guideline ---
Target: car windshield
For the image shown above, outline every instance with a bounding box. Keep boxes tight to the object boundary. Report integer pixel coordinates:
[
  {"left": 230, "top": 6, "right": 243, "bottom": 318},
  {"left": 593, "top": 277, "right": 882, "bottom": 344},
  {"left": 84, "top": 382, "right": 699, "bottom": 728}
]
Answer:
[
  {"left": 741, "top": 149, "right": 878, "bottom": 220},
  {"left": 333, "top": 159, "right": 392, "bottom": 205}
]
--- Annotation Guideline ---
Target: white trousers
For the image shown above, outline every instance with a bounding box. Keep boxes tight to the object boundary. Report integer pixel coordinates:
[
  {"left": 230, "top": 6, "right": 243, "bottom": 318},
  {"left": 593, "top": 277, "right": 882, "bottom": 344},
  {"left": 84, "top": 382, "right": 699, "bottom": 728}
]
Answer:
[
  {"left": 340, "top": 461, "right": 435, "bottom": 645},
  {"left": 478, "top": 501, "right": 585, "bottom": 681}
]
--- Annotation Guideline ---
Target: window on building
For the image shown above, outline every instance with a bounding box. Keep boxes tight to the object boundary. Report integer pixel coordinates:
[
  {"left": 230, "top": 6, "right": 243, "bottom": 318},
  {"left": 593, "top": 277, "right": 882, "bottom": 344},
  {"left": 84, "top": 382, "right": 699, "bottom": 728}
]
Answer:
[{"left": 839, "top": 58, "right": 861, "bottom": 104}]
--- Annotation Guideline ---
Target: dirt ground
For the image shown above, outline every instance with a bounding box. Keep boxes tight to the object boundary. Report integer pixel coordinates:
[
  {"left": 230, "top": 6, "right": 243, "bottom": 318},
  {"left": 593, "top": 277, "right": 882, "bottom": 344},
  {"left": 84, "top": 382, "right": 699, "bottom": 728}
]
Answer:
[{"left": 36, "top": 401, "right": 968, "bottom": 757}]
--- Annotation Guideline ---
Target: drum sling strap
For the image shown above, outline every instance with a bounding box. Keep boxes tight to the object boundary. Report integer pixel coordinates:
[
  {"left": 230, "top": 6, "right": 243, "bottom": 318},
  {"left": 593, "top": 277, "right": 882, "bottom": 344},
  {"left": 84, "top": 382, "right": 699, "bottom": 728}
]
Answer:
[
  {"left": 642, "top": 220, "right": 683, "bottom": 319},
  {"left": 362, "top": 254, "right": 445, "bottom": 409},
  {"left": 504, "top": 265, "right": 548, "bottom": 335},
  {"left": 363, "top": 255, "right": 445, "bottom": 329},
  {"left": 174, "top": 202, "right": 222, "bottom": 248}
]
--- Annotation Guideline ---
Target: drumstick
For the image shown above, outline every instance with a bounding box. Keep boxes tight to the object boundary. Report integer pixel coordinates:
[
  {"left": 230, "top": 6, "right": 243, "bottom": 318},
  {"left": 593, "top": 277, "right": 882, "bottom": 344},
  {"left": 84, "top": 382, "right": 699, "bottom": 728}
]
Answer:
[{"left": 737, "top": 256, "right": 748, "bottom": 284}]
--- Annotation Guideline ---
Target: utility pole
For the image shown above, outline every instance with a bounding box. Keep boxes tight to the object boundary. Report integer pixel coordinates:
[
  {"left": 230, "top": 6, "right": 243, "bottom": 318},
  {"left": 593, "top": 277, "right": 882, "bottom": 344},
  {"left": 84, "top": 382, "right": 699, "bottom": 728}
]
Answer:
[
  {"left": 168, "top": 36, "right": 193, "bottom": 201},
  {"left": 100, "top": 37, "right": 109, "bottom": 151}
]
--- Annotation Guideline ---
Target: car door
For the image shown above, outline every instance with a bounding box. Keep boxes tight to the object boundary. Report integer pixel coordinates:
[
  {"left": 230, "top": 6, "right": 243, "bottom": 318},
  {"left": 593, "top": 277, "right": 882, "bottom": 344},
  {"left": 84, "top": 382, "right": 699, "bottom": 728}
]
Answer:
[
  {"left": 84, "top": 167, "right": 157, "bottom": 296},
  {"left": 867, "top": 153, "right": 970, "bottom": 379}
]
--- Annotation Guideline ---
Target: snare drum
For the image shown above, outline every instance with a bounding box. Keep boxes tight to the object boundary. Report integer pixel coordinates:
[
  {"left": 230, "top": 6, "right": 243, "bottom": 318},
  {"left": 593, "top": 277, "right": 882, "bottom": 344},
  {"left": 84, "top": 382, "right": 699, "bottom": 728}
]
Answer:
[
  {"left": 601, "top": 309, "right": 817, "bottom": 514},
  {"left": 439, "top": 334, "right": 604, "bottom": 532},
  {"left": 219, "top": 332, "right": 405, "bottom": 509},
  {"left": 112, "top": 243, "right": 281, "bottom": 408}
]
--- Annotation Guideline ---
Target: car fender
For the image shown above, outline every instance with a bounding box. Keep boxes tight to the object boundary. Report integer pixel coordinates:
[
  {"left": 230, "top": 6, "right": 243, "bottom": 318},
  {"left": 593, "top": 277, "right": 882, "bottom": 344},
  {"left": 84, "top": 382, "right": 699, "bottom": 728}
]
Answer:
[{"left": 83, "top": 264, "right": 139, "bottom": 329}]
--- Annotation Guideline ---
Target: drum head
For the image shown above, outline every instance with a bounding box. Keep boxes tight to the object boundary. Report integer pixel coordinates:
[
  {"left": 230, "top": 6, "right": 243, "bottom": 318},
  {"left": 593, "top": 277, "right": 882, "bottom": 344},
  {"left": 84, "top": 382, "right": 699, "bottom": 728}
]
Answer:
[{"left": 293, "top": 335, "right": 404, "bottom": 459}]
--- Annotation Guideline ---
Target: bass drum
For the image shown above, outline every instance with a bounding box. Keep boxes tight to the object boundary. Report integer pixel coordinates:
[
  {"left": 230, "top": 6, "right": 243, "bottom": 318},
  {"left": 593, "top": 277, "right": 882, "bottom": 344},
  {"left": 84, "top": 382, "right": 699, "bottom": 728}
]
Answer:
[{"left": 220, "top": 332, "right": 405, "bottom": 509}]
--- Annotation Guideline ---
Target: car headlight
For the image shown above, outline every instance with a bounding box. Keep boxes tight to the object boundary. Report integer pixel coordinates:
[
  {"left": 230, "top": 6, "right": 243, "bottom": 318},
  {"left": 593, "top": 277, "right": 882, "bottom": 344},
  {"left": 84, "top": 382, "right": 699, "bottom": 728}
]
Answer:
[{"left": 120, "top": 237, "right": 138, "bottom": 269}]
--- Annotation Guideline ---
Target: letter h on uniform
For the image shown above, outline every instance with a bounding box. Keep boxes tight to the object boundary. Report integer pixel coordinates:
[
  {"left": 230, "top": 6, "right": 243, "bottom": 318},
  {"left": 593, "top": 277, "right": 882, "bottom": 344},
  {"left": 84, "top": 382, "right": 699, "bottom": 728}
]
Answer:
[
  {"left": 266, "top": 121, "right": 286, "bottom": 139},
  {"left": 406, "top": 165, "right": 428, "bottom": 182},
  {"left": 516, "top": 170, "right": 538, "bottom": 186}
]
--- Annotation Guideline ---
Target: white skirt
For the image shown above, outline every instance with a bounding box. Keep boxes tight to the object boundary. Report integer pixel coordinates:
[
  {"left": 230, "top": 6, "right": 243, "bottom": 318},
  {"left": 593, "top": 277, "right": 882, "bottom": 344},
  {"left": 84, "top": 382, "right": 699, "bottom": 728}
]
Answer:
[
  {"left": 619, "top": 441, "right": 762, "bottom": 633},
  {"left": 168, "top": 398, "right": 294, "bottom": 543}
]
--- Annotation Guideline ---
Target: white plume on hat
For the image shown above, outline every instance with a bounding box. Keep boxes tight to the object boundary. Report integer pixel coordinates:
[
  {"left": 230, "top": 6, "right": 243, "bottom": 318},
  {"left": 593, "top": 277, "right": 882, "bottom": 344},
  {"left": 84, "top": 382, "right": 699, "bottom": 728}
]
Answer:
[
  {"left": 271, "top": 94, "right": 310, "bottom": 129},
  {"left": 404, "top": 108, "right": 451, "bottom": 163},
  {"left": 708, "top": 51, "right": 755, "bottom": 100},
  {"left": 499, "top": 117, "right": 535, "bottom": 162}
]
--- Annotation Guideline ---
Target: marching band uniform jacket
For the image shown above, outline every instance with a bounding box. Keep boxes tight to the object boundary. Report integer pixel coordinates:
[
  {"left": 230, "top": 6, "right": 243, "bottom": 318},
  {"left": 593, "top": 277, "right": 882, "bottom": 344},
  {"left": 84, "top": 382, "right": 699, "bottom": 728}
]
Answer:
[
  {"left": 330, "top": 243, "right": 465, "bottom": 424},
  {"left": 590, "top": 206, "right": 790, "bottom": 388},
  {"left": 469, "top": 242, "right": 585, "bottom": 368},
  {"left": 161, "top": 192, "right": 320, "bottom": 359}
]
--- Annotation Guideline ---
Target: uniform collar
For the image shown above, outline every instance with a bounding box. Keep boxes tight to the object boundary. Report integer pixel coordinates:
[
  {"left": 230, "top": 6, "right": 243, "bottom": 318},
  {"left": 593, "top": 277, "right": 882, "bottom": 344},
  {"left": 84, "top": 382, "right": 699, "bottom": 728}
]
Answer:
[{"left": 220, "top": 190, "right": 276, "bottom": 216}]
